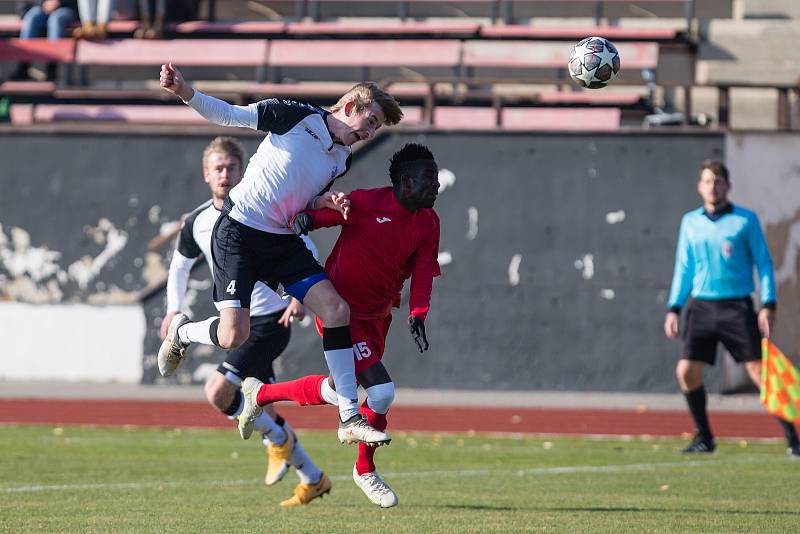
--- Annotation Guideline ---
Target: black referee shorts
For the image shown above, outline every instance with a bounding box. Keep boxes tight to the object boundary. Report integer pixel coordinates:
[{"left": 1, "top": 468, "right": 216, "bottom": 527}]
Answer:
[
  {"left": 681, "top": 297, "right": 761, "bottom": 365},
  {"left": 216, "top": 310, "right": 291, "bottom": 384}
]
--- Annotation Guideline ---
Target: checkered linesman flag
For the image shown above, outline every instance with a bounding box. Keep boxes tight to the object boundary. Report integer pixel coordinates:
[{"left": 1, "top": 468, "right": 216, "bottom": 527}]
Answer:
[{"left": 761, "top": 339, "right": 800, "bottom": 422}]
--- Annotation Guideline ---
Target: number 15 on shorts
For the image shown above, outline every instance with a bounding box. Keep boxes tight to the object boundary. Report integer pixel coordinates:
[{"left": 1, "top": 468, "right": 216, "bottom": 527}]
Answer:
[{"left": 353, "top": 342, "right": 372, "bottom": 361}]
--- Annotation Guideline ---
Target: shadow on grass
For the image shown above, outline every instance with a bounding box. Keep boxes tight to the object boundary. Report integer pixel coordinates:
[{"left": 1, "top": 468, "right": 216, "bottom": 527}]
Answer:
[
  {"left": 553, "top": 507, "right": 800, "bottom": 516},
  {"left": 442, "top": 504, "right": 520, "bottom": 511},
  {"left": 421, "top": 504, "right": 800, "bottom": 516}
]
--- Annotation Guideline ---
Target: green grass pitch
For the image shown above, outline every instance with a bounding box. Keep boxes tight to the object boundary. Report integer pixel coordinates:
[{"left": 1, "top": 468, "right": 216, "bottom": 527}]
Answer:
[{"left": 1, "top": 425, "right": 799, "bottom": 533}]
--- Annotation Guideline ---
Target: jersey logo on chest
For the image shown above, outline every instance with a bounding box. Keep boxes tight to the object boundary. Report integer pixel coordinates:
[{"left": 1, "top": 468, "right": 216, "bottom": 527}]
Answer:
[
  {"left": 722, "top": 240, "right": 734, "bottom": 259},
  {"left": 375, "top": 217, "right": 392, "bottom": 224}
]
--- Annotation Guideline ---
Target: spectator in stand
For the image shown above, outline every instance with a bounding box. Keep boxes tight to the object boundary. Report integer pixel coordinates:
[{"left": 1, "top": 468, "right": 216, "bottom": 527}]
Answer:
[
  {"left": 132, "top": 0, "right": 198, "bottom": 39},
  {"left": 133, "top": 0, "right": 164, "bottom": 39},
  {"left": 7, "top": 0, "right": 77, "bottom": 82},
  {"left": 73, "top": 0, "right": 113, "bottom": 39}
]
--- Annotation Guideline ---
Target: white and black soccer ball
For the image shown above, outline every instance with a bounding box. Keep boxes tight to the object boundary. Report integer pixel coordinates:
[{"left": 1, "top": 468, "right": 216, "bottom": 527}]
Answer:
[{"left": 568, "top": 36, "right": 621, "bottom": 89}]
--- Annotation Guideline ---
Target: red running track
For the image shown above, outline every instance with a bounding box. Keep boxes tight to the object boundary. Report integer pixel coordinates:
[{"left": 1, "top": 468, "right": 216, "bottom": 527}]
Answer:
[{"left": 0, "top": 399, "right": 787, "bottom": 438}]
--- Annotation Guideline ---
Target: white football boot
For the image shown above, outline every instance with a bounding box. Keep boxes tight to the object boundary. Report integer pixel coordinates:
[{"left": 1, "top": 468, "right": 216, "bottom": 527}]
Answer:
[
  {"left": 352, "top": 466, "right": 398, "bottom": 508},
  {"left": 157, "top": 313, "right": 190, "bottom": 377},
  {"left": 237, "top": 377, "right": 264, "bottom": 440},
  {"left": 337, "top": 415, "right": 391, "bottom": 446}
]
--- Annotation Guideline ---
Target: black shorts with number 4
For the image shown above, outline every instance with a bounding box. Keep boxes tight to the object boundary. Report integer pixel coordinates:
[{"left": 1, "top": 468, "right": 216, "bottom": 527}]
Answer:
[
  {"left": 681, "top": 297, "right": 761, "bottom": 365},
  {"left": 211, "top": 200, "right": 325, "bottom": 309}
]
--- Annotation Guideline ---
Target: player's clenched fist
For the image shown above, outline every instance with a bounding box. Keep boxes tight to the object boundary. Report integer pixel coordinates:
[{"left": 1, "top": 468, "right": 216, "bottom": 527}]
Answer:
[{"left": 159, "top": 63, "right": 194, "bottom": 102}]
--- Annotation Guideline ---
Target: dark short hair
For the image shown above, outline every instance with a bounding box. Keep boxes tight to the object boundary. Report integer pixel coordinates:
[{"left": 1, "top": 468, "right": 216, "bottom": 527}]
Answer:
[
  {"left": 389, "top": 143, "right": 436, "bottom": 186},
  {"left": 700, "top": 159, "right": 729, "bottom": 182}
]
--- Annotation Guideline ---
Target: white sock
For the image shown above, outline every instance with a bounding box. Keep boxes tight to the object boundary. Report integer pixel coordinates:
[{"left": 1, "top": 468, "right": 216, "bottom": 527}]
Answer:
[
  {"left": 223, "top": 390, "right": 286, "bottom": 445},
  {"left": 256, "top": 414, "right": 286, "bottom": 446},
  {"left": 178, "top": 317, "right": 218, "bottom": 345},
  {"left": 284, "top": 422, "right": 321, "bottom": 485},
  {"left": 323, "top": 348, "right": 359, "bottom": 421},
  {"left": 320, "top": 378, "right": 338, "bottom": 405}
]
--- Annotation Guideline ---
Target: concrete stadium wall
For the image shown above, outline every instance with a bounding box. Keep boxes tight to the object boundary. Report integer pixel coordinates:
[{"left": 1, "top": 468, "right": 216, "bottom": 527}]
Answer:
[
  {"left": 359, "top": 132, "right": 724, "bottom": 392},
  {"left": 0, "top": 130, "right": 268, "bottom": 384},
  {"left": 0, "top": 302, "right": 144, "bottom": 382},
  {"left": 725, "top": 133, "right": 800, "bottom": 369},
  {"left": 4, "top": 129, "right": 793, "bottom": 393}
]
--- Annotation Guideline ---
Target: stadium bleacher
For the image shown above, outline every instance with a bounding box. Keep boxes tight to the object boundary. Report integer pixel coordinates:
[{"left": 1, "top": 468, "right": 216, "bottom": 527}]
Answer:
[
  {"left": 0, "top": 38, "right": 74, "bottom": 64},
  {"left": 0, "top": 31, "right": 663, "bottom": 128},
  {"left": 0, "top": 0, "right": 795, "bottom": 130}
]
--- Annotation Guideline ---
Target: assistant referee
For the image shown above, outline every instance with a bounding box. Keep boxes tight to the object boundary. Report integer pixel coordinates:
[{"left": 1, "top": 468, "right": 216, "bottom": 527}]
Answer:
[{"left": 664, "top": 160, "right": 799, "bottom": 456}]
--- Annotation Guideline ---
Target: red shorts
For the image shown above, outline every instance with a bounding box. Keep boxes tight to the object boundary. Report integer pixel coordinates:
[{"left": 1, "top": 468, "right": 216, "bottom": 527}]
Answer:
[{"left": 315, "top": 315, "right": 392, "bottom": 375}]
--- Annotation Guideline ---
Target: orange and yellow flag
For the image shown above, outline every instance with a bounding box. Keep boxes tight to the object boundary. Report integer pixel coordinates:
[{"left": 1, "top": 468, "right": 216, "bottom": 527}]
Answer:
[{"left": 761, "top": 339, "right": 800, "bottom": 422}]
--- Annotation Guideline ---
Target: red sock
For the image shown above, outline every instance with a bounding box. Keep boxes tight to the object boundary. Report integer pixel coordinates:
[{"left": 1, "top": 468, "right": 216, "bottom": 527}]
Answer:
[
  {"left": 256, "top": 375, "right": 326, "bottom": 407},
  {"left": 356, "top": 400, "right": 388, "bottom": 475}
]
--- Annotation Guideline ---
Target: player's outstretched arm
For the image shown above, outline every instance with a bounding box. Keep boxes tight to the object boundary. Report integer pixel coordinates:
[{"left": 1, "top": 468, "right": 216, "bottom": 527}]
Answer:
[
  {"left": 311, "top": 190, "right": 351, "bottom": 220},
  {"left": 159, "top": 62, "right": 256, "bottom": 129},
  {"left": 292, "top": 190, "right": 355, "bottom": 234}
]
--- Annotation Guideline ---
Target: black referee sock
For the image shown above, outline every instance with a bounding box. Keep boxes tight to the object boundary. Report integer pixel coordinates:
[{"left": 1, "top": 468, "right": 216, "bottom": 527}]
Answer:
[
  {"left": 776, "top": 417, "right": 800, "bottom": 447},
  {"left": 684, "top": 386, "right": 713, "bottom": 441}
]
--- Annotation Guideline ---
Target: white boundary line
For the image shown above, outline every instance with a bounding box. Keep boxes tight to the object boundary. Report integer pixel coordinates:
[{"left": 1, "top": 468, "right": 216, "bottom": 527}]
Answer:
[{"left": 2, "top": 457, "right": 785, "bottom": 495}]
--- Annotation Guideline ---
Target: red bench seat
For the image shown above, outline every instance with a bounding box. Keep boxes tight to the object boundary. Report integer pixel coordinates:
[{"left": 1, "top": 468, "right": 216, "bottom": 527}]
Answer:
[
  {"left": 75, "top": 39, "right": 269, "bottom": 66},
  {"left": 13, "top": 103, "right": 208, "bottom": 124},
  {"left": 0, "top": 38, "right": 74, "bottom": 62},
  {"left": 502, "top": 107, "right": 621, "bottom": 130}
]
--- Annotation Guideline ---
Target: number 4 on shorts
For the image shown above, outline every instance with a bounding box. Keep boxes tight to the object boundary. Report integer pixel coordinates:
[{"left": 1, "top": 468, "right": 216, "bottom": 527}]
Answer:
[{"left": 226, "top": 280, "right": 236, "bottom": 295}]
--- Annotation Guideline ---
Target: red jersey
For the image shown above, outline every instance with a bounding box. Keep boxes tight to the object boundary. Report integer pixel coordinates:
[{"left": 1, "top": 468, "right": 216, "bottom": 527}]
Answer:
[{"left": 307, "top": 187, "right": 441, "bottom": 321}]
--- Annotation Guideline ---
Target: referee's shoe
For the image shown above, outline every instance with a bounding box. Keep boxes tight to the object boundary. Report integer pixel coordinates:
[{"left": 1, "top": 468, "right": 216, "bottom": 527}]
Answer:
[{"left": 682, "top": 434, "right": 716, "bottom": 453}]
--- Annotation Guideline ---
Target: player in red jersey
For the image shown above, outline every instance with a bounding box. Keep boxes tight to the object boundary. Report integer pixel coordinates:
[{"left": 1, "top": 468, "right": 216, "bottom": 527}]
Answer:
[{"left": 237, "top": 143, "right": 440, "bottom": 507}]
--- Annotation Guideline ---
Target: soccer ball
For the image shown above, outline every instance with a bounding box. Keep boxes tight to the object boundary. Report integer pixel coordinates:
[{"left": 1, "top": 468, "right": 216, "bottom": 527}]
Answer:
[{"left": 568, "top": 37, "right": 621, "bottom": 89}]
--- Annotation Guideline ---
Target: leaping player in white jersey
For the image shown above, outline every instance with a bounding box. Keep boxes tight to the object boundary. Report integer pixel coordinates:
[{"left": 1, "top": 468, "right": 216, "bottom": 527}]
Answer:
[
  {"left": 162, "top": 136, "right": 331, "bottom": 506},
  {"left": 158, "top": 63, "right": 404, "bottom": 446}
]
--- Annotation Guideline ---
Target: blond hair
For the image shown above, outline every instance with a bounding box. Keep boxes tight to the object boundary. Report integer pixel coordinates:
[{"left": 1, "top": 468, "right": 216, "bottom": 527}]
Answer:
[
  {"left": 202, "top": 136, "right": 245, "bottom": 170},
  {"left": 330, "top": 82, "right": 403, "bottom": 126}
]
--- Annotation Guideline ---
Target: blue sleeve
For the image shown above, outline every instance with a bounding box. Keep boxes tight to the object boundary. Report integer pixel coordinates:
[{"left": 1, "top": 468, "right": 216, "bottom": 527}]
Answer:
[
  {"left": 667, "top": 215, "right": 693, "bottom": 311},
  {"left": 747, "top": 212, "right": 776, "bottom": 305}
]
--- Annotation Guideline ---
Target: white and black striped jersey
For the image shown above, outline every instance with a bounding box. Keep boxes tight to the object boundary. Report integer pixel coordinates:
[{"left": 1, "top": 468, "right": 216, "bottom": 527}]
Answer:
[
  {"left": 186, "top": 91, "right": 352, "bottom": 234},
  {"left": 166, "top": 200, "right": 319, "bottom": 317}
]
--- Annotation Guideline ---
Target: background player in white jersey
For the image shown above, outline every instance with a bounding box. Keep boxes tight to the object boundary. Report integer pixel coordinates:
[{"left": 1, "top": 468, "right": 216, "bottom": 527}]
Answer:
[
  {"left": 162, "top": 137, "right": 330, "bottom": 506},
  {"left": 157, "top": 63, "right": 404, "bottom": 445}
]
